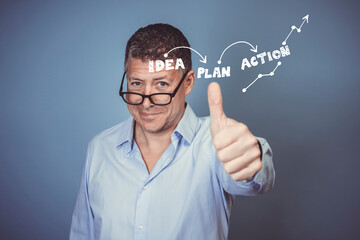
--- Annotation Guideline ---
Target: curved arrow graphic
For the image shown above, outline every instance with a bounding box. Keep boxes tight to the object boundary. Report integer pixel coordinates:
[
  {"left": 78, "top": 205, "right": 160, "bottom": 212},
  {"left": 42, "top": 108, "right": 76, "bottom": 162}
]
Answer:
[
  {"left": 217, "top": 41, "right": 258, "bottom": 64},
  {"left": 164, "top": 46, "right": 207, "bottom": 63}
]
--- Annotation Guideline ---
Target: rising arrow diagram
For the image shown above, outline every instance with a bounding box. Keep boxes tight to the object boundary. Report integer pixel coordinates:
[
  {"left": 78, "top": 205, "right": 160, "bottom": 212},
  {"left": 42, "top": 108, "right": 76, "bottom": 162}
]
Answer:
[
  {"left": 243, "top": 13, "right": 310, "bottom": 93},
  {"left": 164, "top": 46, "right": 207, "bottom": 63},
  {"left": 217, "top": 41, "right": 258, "bottom": 64},
  {"left": 242, "top": 61, "right": 282, "bottom": 93},
  {"left": 282, "top": 14, "right": 309, "bottom": 45}
]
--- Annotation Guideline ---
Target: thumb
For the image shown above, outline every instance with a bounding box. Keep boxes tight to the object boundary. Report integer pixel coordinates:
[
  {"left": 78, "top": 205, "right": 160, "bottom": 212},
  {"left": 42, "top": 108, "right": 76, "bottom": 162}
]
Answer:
[{"left": 208, "top": 82, "right": 227, "bottom": 135}]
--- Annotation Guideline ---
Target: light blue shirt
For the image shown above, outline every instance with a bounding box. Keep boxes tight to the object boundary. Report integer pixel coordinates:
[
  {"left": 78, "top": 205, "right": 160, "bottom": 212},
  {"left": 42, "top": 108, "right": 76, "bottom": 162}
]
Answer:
[{"left": 70, "top": 104, "right": 275, "bottom": 240}]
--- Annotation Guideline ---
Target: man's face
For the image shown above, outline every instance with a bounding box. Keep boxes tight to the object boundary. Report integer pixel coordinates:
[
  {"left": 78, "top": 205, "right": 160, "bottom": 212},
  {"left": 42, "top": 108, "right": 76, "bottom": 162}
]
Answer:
[{"left": 126, "top": 59, "right": 193, "bottom": 134}]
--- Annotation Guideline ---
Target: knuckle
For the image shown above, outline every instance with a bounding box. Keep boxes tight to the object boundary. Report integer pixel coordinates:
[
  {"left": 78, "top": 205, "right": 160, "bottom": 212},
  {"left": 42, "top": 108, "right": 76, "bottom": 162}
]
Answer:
[
  {"left": 230, "top": 173, "right": 240, "bottom": 181},
  {"left": 250, "top": 136, "right": 258, "bottom": 146},
  {"left": 213, "top": 136, "right": 221, "bottom": 149},
  {"left": 252, "top": 147, "right": 261, "bottom": 159},
  {"left": 247, "top": 167, "right": 255, "bottom": 179},
  {"left": 223, "top": 162, "right": 231, "bottom": 173},
  {"left": 254, "top": 160, "right": 262, "bottom": 172},
  {"left": 217, "top": 150, "right": 224, "bottom": 162},
  {"left": 239, "top": 122, "right": 249, "bottom": 132},
  {"left": 236, "top": 123, "right": 246, "bottom": 133}
]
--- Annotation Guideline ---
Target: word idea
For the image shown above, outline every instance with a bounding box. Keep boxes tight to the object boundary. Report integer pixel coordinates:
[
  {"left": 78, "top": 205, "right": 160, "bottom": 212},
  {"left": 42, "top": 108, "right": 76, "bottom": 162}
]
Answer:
[{"left": 149, "top": 58, "right": 185, "bottom": 72}]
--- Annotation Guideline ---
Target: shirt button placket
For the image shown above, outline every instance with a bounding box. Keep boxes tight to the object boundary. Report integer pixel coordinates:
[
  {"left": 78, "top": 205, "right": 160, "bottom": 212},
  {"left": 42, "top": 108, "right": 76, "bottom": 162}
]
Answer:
[{"left": 133, "top": 184, "right": 151, "bottom": 240}]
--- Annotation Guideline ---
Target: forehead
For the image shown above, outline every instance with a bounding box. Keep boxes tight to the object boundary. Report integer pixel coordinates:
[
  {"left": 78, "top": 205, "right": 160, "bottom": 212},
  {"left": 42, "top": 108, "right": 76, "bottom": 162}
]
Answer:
[{"left": 127, "top": 59, "right": 181, "bottom": 81}]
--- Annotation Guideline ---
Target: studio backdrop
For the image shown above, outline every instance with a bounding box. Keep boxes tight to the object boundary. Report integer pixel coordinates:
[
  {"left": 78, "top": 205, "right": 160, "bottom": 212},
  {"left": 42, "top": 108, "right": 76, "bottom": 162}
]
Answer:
[{"left": 0, "top": 0, "right": 359, "bottom": 239}]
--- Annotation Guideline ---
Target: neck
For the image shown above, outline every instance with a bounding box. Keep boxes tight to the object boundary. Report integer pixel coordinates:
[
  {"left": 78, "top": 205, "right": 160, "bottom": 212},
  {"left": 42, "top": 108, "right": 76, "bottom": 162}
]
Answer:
[
  {"left": 134, "top": 104, "right": 186, "bottom": 149},
  {"left": 134, "top": 123, "right": 173, "bottom": 148}
]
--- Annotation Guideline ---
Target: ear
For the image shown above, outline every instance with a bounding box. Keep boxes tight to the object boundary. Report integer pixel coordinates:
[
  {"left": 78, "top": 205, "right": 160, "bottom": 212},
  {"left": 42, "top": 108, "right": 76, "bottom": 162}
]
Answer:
[{"left": 184, "top": 70, "right": 195, "bottom": 96}]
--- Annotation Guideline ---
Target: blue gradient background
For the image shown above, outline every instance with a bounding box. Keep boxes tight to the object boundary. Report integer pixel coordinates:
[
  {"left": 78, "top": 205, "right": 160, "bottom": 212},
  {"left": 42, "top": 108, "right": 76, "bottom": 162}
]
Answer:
[{"left": 1, "top": 0, "right": 359, "bottom": 239}]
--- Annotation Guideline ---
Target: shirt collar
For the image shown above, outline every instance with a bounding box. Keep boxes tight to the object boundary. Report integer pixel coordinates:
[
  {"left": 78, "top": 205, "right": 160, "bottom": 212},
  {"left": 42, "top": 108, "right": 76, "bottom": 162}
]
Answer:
[
  {"left": 116, "top": 115, "right": 135, "bottom": 149},
  {"left": 173, "top": 103, "right": 198, "bottom": 144},
  {"left": 115, "top": 103, "right": 199, "bottom": 149}
]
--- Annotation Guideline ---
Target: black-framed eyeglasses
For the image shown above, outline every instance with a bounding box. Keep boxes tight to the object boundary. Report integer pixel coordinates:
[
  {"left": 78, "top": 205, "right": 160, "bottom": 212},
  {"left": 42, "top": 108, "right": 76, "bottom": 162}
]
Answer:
[{"left": 119, "top": 70, "right": 189, "bottom": 106}]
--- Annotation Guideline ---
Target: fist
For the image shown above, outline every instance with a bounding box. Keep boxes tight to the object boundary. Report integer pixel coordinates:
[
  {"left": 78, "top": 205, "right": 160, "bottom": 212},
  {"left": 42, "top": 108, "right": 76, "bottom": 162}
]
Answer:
[{"left": 208, "top": 82, "right": 262, "bottom": 182}]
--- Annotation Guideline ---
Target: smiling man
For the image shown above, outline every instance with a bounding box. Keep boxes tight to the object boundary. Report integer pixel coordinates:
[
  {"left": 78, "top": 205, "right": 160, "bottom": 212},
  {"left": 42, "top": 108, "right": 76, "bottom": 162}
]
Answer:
[{"left": 70, "top": 23, "right": 275, "bottom": 240}]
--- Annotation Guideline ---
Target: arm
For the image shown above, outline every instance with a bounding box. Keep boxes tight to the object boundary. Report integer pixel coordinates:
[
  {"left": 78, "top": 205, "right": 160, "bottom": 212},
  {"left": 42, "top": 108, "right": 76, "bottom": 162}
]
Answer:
[
  {"left": 208, "top": 82, "right": 275, "bottom": 196},
  {"left": 215, "top": 136, "right": 275, "bottom": 196},
  {"left": 69, "top": 142, "right": 94, "bottom": 240}
]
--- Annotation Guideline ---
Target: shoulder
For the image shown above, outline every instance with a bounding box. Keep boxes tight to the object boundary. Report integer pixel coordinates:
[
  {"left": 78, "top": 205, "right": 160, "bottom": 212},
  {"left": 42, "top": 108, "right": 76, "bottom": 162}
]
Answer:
[
  {"left": 191, "top": 115, "right": 214, "bottom": 146},
  {"left": 197, "top": 116, "right": 211, "bottom": 137},
  {"left": 88, "top": 117, "right": 132, "bottom": 149}
]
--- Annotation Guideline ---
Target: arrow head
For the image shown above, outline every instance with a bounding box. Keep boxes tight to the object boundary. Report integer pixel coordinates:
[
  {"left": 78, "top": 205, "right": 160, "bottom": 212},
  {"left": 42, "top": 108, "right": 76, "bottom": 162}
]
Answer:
[
  {"left": 250, "top": 45, "right": 258, "bottom": 53},
  {"left": 200, "top": 55, "right": 207, "bottom": 64},
  {"left": 303, "top": 14, "right": 309, "bottom": 23}
]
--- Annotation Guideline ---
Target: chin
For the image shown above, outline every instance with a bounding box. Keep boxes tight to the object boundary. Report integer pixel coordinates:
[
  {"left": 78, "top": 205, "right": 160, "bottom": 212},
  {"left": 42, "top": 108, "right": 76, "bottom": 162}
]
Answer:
[
  {"left": 139, "top": 121, "right": 166, "bottom": 133},
  {"left": 133, "top": 114, "right": 165, "bottom": 132}
]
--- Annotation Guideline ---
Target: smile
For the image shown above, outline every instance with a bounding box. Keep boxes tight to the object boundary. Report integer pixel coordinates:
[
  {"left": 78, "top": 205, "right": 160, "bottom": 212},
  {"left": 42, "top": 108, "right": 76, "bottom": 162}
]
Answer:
[{"left": 139, "top": 111, "right": 161, "bottom": 119}]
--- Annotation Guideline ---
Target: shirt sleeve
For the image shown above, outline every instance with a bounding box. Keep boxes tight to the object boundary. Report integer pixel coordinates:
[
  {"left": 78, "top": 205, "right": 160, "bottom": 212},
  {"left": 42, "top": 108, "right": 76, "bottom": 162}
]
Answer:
[
  {"left": 69, "top": 141, "right": 95, "bottom": 240},
  {"left": 215, "top": 136, "right": 275, "bottom": 196}
]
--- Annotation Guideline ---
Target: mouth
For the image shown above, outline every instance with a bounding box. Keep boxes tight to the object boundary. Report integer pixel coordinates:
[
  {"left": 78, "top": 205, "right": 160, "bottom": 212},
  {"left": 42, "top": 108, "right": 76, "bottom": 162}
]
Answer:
[{"left": 139, "top": 111, "right": 161, "bottom": 120}]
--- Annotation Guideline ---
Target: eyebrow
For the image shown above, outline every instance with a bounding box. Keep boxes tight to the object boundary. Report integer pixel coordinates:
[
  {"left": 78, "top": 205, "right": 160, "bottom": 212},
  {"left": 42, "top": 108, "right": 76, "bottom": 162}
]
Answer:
[
  {"left": 128, "top": 77, "right": 144, "bottom": 81},
  {"left": 153, "top": 76, "right": 169, "bottom": 81},
  {"left": 128, "top": 75, "right": 172, "bottom": 81}
]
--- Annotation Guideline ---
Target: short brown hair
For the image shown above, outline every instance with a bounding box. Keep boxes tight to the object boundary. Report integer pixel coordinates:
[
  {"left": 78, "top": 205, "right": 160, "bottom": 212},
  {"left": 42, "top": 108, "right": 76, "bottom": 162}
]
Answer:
[{"left": 124, "top": 23, "right": 192, "bottom": 74}]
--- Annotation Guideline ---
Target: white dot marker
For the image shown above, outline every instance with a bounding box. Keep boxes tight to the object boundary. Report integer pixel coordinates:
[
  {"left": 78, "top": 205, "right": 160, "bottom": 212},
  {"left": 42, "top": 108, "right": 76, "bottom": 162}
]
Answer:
[
  {"left": 282, "top": 41, "right": 286, "bottom": 45},
  {"left": 217, "top": 60, "right": 221, "bottom": 64},
  {"left": 258, "top": 74, "right": 263, "bottom": 78},
  {"left": 297, "top": 29, "right": 301, "bottom": 33},
  {"left": 278, "top": 61, "right": 282, "bottom": 66},
  {"left": 270, "top": 72, "right": 274, "bottom": 76},
  {"left": 291, "top": 25, "right": 296, "bottom": 30},
  {"left": 242, "top": 88, "right": 247, "bottom": 93},
  {"left": 163, "top": 53, "right": 168, "bottom": 58}
]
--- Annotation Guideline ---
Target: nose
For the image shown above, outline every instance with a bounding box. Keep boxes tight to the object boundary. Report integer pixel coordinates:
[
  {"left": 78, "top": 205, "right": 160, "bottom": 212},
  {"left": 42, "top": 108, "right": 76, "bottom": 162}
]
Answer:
[
  {"left": 142, "top": 85, "right": 153, "bottom": 109},
  {"left": 142, "top": 96, "right": 152, "bottom": 108}
]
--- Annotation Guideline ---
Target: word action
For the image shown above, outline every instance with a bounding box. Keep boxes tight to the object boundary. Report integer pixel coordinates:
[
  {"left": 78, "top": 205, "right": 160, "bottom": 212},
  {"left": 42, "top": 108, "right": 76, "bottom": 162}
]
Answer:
[{"left": 241, "top": 45, "right": 290, "bottom": 70}]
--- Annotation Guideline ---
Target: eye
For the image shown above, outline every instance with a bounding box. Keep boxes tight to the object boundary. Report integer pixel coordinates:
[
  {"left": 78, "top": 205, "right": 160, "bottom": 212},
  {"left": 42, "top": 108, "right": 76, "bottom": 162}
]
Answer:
[
  {"left": 130, "top": 81, "right": 142, "bottom": 86},
  {"left": 158, "top": 81, "right": 169, "bottom": 87}
]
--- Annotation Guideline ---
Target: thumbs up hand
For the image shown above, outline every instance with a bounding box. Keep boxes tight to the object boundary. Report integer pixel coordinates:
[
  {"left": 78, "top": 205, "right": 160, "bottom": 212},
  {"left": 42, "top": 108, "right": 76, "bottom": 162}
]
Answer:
[{"left": 208, "top": 82, "right": 262, "bottom": 182}]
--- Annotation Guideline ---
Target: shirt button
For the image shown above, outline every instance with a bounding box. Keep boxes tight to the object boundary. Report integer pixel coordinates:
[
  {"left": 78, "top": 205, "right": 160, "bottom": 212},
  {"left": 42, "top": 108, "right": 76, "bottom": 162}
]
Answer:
[{"left": 138, "top": 225, "right": 144, "bottom": 230}]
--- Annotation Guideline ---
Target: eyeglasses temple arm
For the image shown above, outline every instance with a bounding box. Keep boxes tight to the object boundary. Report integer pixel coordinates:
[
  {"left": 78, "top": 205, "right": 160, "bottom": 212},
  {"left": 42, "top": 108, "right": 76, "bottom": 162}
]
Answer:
[
  {"left": 119, "top": 72, "right": 126, "bottom": 96},
  {"left": 171, "top": 70, "right": 190, "bottom": 97}
]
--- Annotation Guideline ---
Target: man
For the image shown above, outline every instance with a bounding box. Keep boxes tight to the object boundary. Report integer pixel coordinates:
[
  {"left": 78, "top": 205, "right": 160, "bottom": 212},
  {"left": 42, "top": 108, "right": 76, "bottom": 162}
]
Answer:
[{"left": 70, "top": 23, "right": 275, "bottom": 240}]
